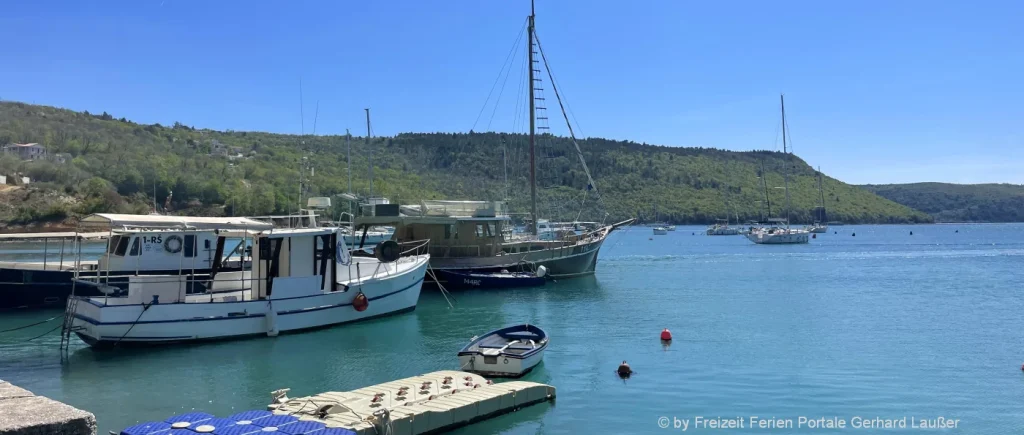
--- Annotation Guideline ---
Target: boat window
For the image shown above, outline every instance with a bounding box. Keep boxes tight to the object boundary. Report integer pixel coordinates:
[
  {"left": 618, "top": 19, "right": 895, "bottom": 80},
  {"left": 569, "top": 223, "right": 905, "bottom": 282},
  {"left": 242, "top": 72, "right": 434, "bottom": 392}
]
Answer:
[
  {"left": 476, "top": 223, "right": 495, "bottom": 238},
  {"left": 184, "top": 235, "right": 197, "bottom": 258},
  {"left": 107, "top": 236, "right": 121, "bottom": 254},
  {"left": 445, "top": 224, "right": 457, "bottom": 240},
  {"left": 113, "top": 236, "right": 130, "bottom": 256},
  {"left": 128, "top": 237, "right": 141, "bottom": 256}
]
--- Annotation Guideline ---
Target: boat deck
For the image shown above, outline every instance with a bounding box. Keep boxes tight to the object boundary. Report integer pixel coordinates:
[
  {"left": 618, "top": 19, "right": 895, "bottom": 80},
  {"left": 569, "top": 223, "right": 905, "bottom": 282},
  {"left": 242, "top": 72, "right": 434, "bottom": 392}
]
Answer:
[{"left": 269, "top": 370, "right": 555, "bottom": 435}]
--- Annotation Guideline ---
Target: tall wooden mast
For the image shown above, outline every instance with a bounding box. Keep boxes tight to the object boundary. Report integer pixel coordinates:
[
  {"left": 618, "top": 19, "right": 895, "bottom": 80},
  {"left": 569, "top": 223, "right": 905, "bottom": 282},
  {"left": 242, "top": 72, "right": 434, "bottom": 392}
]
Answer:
[{"left": 528, "top": 0, "right": 538, "bottom": 235}]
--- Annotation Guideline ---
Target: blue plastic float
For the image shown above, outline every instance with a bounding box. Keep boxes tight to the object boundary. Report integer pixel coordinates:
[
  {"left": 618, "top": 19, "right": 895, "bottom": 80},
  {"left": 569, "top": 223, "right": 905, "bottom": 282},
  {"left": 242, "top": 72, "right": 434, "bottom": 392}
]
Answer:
[{"left": 120, "top": 410, "right": 356, "bottom": 435}]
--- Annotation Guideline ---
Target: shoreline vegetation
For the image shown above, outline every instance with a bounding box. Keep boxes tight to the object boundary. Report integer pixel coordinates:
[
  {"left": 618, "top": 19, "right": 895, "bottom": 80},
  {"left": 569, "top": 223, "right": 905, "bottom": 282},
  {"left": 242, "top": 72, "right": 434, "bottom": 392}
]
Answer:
[{"left": 0, "top": 101, "right": 957, "bottom": 229}]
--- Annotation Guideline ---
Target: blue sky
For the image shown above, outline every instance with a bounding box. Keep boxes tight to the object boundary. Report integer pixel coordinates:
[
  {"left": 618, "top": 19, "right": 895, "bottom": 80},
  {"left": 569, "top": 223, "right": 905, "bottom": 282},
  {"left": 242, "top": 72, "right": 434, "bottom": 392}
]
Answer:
[{"left": 1, "top": 0, "right": 1021, "bottom": 185}]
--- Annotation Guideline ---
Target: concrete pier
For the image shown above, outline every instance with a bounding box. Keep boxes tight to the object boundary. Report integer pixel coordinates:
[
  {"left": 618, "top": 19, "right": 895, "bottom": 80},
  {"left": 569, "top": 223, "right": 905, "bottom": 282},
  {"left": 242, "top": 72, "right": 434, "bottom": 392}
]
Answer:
[{"left": 0, "top": 379, "right": 96, "bottom": 435}]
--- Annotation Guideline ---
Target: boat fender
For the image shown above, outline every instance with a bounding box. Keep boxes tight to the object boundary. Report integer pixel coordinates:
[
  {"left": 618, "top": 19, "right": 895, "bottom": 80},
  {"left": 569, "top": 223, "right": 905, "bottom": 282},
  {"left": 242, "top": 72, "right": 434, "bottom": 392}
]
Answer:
[
  {"left": 374, "top": 240, "right": 401, "bottom": 263},
  {"left": 617, "top": 360, "right": 633, "bottom": 377},
  {"left": 266, "top": 302, "right": 279, "bottom": 337},
  {"left": 353, "top": 292, "right": 369, "bottom": 312},
  {"left": 164, "top": 235, "right": 183, "bottom": 254},
  {"left": 812, "top": 234, "right": 816, "bottom": 239},
  {"left": 536, "top": 265, "right": 548, "bottom": 278}
]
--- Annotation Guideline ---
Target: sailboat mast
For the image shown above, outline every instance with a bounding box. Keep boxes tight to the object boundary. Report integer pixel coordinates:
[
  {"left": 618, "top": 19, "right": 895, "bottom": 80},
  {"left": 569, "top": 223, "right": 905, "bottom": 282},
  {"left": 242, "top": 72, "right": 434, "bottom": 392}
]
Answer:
[
  {"left": 817, "top": 165, "right": 825, "bottom": 221},
  {"left": 781, "top": 94, "right": 791, "bottom": 230},
  {"left": 365, "top": 108, "right": 373, "bottom": 200},
  {"left": 760, "top": 159, "right": 772, "bottom": 219},
  {"left": 527, "top": 0, "right": 538, "bottom": 235},
  {"left": 346, "top": 129, "right": 352, "bottom": 195}
]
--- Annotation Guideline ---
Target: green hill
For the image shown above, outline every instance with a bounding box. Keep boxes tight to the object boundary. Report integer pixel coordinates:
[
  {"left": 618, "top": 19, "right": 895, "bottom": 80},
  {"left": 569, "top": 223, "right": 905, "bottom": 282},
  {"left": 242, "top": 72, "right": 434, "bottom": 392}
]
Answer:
[
  {"left": 0, "top": 101, "right": 930, "bottom": 228},
  {"left": 862, "top": 182, "right": 1024, "bottom": 222}
]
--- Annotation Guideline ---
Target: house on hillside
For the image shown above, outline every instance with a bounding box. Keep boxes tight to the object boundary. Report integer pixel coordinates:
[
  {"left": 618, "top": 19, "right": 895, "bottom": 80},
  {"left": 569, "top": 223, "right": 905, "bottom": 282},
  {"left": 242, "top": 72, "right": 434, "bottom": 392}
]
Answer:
[
  {"left": 209, "top": 139, "right": 227, "bottom": 156},
  {"left": 53, "top": 153, "right": 72, "bottom": 164},
  {"left": 2, "top": 143, "right": 47, "bottom": 161}
]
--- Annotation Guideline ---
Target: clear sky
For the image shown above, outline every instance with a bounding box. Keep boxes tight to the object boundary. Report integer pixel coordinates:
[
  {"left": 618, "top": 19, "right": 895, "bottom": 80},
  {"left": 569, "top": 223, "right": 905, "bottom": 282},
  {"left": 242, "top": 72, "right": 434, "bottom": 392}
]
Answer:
[{"left": 1, "top": 0, "right": 1021, "bottom": 185}]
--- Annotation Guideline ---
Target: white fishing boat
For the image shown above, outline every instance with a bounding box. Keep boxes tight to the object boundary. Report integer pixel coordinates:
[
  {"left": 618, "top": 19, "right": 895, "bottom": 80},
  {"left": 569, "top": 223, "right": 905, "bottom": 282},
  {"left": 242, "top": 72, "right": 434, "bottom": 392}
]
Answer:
[
  {"left": 748, "top": 95, "right": 809, "bottom": 245},
  {"left": 458, "top": 324, "right": 548, "bottom": 377},
  {"left": 665, "top": 225, "right": 676, "bottom": 231},
  {"left": 64, "top": 221, "right": 430, "bottom": 347},
  {"left": 653, "top": 227, "right": 668, "bottom": 235}
]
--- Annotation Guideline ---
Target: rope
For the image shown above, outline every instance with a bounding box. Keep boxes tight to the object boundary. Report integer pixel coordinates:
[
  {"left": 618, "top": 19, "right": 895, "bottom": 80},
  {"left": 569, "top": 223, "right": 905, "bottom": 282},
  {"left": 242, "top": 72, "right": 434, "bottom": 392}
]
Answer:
[
  {"left": 427, "top": 266, "right": 456, "bottom": 308},
  {"left": 112, "top": 303, "right": 150, "bottom": 346},
  {"left": 0, "top": 316, "right": 59, "bottom": 333},
  {"left": 23, "top": 323, "right": 62, "bottom": 341}
]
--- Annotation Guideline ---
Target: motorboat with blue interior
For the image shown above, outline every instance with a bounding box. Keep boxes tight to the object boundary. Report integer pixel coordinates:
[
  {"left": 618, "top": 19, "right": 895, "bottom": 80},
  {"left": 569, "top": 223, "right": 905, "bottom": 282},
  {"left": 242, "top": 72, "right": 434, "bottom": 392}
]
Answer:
[
  {"left": 0, "top": 214, "right": 270, "bottom": 310},
  {"left": 458, "top": 324, "right": 548, "bottom": 377},
  {"left": 66, "top": 223, "right": 430, "bottom": 346},
  {"left": 354, "top": 200, "right": 631, "bottom": 281}
]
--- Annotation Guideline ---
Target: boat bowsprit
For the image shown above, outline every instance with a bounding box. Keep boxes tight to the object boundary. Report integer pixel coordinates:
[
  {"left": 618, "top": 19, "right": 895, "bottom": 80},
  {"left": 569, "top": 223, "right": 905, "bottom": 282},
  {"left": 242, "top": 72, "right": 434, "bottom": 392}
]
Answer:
[{"left": 459, "top": 324, "right": 548, "bottom": 377}]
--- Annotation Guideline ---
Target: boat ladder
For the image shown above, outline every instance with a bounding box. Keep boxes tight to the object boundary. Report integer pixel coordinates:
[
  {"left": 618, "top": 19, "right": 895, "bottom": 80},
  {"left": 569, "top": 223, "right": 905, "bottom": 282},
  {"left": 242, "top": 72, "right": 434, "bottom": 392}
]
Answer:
[{"left": 59, "top": 296, "right": 81, "bottom": 361}]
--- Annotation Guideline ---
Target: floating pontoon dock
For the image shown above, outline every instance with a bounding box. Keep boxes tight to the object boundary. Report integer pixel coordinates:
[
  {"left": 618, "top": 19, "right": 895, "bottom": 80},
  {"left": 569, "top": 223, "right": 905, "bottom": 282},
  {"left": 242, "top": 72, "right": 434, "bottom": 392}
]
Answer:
[
  {"left": 117, "top": 371, "right": 555, "bottom": 435},
  {"left": 269, "top": 370, "right": 556, "bottom": 435}
]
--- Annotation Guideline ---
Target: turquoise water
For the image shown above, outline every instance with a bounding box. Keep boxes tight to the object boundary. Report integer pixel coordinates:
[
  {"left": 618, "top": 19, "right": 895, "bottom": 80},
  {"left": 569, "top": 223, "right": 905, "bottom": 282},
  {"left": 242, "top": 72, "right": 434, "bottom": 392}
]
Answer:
[{"left": 1, "top": 224, "right": 1022, "bottom": 434}]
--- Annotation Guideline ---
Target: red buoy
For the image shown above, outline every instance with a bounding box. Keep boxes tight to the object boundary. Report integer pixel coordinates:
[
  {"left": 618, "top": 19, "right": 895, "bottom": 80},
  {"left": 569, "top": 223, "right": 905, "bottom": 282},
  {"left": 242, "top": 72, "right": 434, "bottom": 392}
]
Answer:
[
  {"left": 660, "top": 328, "right": 672, "bottom": 341},
  {"left": 1020, "top": 363, "right": 1024, "bottom": 372}
]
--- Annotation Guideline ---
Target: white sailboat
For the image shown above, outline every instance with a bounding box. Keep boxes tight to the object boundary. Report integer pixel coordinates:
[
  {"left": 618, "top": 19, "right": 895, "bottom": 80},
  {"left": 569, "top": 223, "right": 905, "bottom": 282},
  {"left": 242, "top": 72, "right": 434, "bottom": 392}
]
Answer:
[
  {"left": 747, "top": 94, "right": 809, "bottom": 245},
  {"left": 807, "top": 167, "right": 829, "bottom": 233}
]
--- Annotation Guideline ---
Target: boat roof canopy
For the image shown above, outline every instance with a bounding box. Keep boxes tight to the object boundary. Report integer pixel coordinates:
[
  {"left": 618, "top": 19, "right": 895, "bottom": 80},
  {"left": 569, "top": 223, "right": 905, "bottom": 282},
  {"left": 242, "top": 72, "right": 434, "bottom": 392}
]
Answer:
[
  {"left": 355, "top": 215, "right": 510, "bottom": 227},
  {"left": 79, "top": 213, "right": 274, "bottom": 231},
  {"left": 0, "top": 231, "right": 109, "bottom": 241}
]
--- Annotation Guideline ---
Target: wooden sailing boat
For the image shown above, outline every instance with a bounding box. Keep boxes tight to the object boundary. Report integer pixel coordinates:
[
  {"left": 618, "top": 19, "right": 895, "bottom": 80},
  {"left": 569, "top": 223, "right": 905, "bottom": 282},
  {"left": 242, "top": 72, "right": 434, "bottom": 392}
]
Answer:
[
  {"left": 353, "top": 0, "right": 632, "bottom": 280},
  {"left": 745, "top": 95, "right": 810, "bottom": 245}
]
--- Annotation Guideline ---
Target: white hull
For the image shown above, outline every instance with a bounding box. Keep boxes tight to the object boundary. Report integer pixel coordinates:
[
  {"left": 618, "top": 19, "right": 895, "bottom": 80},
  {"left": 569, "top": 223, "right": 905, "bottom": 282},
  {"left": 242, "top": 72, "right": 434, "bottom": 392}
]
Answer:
[
  {"left": 458, "top": 349, "right": 545, "bottom": 377},
  {"left": 808, "top": 225, "right": 828, "bottom": 234},
  {"left": 745, "top": 230, "right": 810, "bottom": 244},
  {"left": 653, "top": 228, "right": 668, "bottom": 235},
  {"left": 706, "top": 227, "right": 740, "bottom": 235},
  {"left": 71, "top": 256, "right": 429, "bottom": 345}
]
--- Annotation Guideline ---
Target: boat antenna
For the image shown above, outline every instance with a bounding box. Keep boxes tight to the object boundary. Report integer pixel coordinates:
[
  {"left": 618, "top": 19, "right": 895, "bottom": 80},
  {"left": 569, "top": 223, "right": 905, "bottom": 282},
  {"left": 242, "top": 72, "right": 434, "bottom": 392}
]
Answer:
[{"left": 527, "top": 0, "right": 538, "bottom": 235}]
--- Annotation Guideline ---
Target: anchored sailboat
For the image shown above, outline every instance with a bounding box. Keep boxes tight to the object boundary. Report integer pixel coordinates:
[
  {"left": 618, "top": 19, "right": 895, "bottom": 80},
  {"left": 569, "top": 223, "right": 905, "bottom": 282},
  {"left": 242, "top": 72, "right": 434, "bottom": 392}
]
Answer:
[
  {"left": 353, "top": 1, "right": 631, "bottom": 280},
  {"left": 746, "top": 95, "right": 810, "bottom": 245},
  {"left": 807, "top": 166, "right": 829, "bottom": 233}
]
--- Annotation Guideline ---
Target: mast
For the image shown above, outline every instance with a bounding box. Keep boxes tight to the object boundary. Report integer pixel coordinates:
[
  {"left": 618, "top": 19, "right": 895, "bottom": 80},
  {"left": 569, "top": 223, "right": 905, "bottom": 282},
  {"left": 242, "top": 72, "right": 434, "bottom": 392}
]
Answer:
[
  {"left": 781, "top": 94, "right": 791, "bottom": 230},
  {"left": 760, "top": 160, "right": 771, "bottom": 220},
  {"left": 527, "top": 0, "right": 538, "bottom": 235},
  {"left": 346, "top": 129, "right": 352, "bottom": 195},
  {"left": 817, "top": 165, "right": 826, "bottom": 222},
  {"left": 365, "top": 108, "right": 373, "bottom": 200}
]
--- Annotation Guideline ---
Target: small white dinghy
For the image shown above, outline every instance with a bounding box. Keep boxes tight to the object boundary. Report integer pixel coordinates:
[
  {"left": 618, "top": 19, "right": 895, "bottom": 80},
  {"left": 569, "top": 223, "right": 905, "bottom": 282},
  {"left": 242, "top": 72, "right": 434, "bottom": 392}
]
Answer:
[{"left": 458, "top": 324, "right": 548, "bottom": 377}]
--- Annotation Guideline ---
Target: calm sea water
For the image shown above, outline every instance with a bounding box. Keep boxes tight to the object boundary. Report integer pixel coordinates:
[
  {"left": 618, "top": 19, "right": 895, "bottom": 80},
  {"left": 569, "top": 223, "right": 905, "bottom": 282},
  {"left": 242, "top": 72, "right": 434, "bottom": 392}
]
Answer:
[{"left": 1, "top": 224, "right": 1022, "bottom": 434}]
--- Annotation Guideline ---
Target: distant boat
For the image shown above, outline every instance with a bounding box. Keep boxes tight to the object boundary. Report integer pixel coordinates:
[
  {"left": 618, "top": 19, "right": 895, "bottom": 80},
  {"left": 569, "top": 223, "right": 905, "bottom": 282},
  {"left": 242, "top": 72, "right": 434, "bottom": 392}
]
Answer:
[
  {"left": 458, "top": 324, "right": 548, "bottom": 377},
  {"left": 747, "top": 95, "right": 809, "bottom": 245},
  {"left": 665, "top": 225, "right": 677, "bottom": 231},
  {"left": 706, "top": 219, "right": 740, "bottom": 235},
  {"left": 806, "top": 166, "right": 829, "bottom": 233},
  {"left": 653, "top": 227, "right": 668, "bottom": 235},
  {"left": 435, "top": 268, "right": 546, "bottom": 289}
]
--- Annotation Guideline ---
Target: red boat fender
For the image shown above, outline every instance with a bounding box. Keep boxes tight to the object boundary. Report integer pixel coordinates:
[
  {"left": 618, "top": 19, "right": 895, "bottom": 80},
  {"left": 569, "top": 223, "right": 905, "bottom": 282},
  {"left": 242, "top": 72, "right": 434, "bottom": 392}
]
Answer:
[{"left": 353, "top": 292, "right": 369, "bottom": 312}]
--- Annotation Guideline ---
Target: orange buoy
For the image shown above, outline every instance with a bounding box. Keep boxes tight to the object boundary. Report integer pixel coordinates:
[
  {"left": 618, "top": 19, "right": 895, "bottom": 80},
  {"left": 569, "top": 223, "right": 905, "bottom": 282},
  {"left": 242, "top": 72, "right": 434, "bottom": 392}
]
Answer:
[
  {"left": 353, "top": 292, "right": 369, "bottom": 312},
  {"left": 660, "top": 328, "right": 672, "bottom": 341}
]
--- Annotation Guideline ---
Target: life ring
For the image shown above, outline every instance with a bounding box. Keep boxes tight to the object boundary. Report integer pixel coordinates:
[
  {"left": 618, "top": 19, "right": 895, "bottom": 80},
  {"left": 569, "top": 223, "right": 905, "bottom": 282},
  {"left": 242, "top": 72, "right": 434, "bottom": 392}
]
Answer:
[
  {"left": 503, "top": 358, "right": 509, "bottom": 365},
  {"left": 164, "top": 235, "right": 183, "bottom": 254},
  {"left": 353, "top": 292, "right": 369, "bottom": 312}
]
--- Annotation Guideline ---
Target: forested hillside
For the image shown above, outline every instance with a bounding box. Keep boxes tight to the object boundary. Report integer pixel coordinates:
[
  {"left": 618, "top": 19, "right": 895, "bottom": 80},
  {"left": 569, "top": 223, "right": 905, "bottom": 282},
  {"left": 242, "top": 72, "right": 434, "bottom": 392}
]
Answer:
[
  {"left": 863, "top": 183, "right": 1024, "bottom": 222},
  {"left": 0, "top": 101, "right": 930, "bottom": 228}
]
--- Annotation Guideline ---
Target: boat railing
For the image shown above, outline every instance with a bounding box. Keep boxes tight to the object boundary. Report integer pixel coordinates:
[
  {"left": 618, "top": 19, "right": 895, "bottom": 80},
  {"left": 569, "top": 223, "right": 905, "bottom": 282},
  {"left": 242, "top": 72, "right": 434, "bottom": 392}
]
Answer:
[{"left": 398, "top": 239, "right": 431, "bottom": 257}]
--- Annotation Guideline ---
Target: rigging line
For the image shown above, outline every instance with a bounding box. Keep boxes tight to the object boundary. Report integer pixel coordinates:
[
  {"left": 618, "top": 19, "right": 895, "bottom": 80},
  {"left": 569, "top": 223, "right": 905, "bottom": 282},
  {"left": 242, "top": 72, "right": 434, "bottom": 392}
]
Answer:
[
  {"left": 532, "top": 31, "right": 587, "bottom": 139},
  {"left": 532, "top": 32, "right": 599, "bottom": 197},
  {"left": 486, "top": 29, "right": 525, "bottom": 131},
  {"left": 471, "top": 17, "right": 529, "bottom": 132}
]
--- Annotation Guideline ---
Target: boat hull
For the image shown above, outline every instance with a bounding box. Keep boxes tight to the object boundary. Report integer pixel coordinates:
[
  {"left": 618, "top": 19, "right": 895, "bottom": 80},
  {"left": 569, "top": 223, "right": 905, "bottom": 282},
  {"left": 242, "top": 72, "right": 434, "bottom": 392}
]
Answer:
[
  {"left": 706, "top": 228, "right": 740, "bottom": 235},
  {"left": 434, "top": 270, "right": 545, "bottom": 289},
  {"left": 458, "top": 349, "right": 545, "bottom": 378},
  {"left": 429, "top": 236, "right": 605, "bottom": 279},
  {"left": 70, "top": 257, "right": 429, "bottom": 346},
  {"left": 745, "top": 231, "right": 810, "bottom": 244},
  {"left": 808, "top": 225, "right": 828, "bottom": 234}
]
